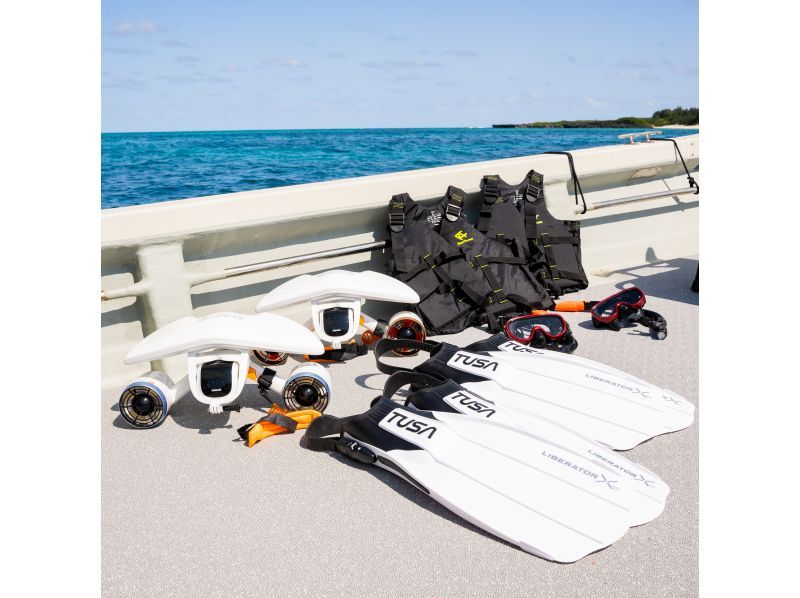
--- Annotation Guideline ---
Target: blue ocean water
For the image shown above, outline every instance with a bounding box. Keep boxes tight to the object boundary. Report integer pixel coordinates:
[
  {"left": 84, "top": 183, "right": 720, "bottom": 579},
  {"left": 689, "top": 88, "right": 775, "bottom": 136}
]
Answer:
[{"left": 101, "top": 128, "right": 698, "bottom": 209}]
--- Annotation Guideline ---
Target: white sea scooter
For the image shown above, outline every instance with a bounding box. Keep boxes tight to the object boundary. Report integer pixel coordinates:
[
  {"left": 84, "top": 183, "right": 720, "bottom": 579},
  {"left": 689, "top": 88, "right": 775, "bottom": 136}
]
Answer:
[
  {"left": 118, "top": 312, "right": 330, "bottom": 428},
  {"left": 255, "top": 270, "right": 425, "bottom": 362}
]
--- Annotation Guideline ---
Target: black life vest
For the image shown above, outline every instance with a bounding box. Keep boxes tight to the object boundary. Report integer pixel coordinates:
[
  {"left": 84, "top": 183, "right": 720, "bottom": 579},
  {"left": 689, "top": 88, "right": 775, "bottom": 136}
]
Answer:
[
  {"left": 388, "top": 186, "right": 553, "bottom": 335},
  {"left": 478, "top": 170, "right": 589, "bottom": 297}
]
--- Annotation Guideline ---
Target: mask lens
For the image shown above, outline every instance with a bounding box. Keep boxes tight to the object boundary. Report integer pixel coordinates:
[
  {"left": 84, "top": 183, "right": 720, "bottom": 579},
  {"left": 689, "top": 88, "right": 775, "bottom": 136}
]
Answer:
[
  {"left": 594, "top": 288, "right": 644, "bottom": 317},
  {"left": 321, "top": 307, "right": 353, "bottom": 337},
  {"left": 508, "top": 320, "right": 534, "bottom": 340},
  {"left": 533, "top": 315, "right": 565, "bottom": 337},
  {"left": 200, "top": 360, "right": 234, "bottom": 397},
  {"left": 507, "top": 314, "right": 565, "bottom": 341}
]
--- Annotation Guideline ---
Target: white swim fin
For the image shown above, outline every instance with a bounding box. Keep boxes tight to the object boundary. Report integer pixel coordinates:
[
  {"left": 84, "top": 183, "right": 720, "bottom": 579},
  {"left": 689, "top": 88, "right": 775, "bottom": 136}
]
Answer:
[
  {"left": 466, "top": 334, "right": 670, "bottom": 388},
  {"left": 375, "top": 338, "right": 695, "bottom": 450},
  {"left": 305, "top": 398, "right": 637, "bottom": 562},
  {"left": 381, "top": 371, "right": 668, "bottom": 526}
]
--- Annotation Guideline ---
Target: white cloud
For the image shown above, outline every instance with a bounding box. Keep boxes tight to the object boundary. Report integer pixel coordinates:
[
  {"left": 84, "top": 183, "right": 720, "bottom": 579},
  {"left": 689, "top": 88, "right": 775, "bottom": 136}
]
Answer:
[
  {"left": 609, "top": 69, "right": 662, "bottom": 82},
  {"left": 111, "top": 20, "right": 162, "bottom": 35},
  {"left": 262, "top": 58, "right": 308, "bottom": 68},
  {"left": 671, "top": 65, "right": 699, "bottom": 76},
  {"left": 103, "top": 76, "right": 148, "bottom": 90},
  {"left": 617, "top": 57, "right": 653, "bottom": 68},
  {"left": 162, "top": 40, "right": 193, "bottom": 48},
  {"left": 560, "top": 52, "right": 579, "bottom": 65},
  {"left": 441, "top": 49, "right": 479, "bottom": 58},
  {"left": 104, "top": 47, "right": 152, "bottom": 55},
  {"left": 138, "top": 20, "right": 159, "bottom": 33},
  {"left": 156, "top": 74, "right": 201, "bottom": 84},
  {"left": 155, "top": 72, "right": 233, "bottom": 85},
  {"left": 389, "top": 59, "right": 441, "bottom": 68},
  {"left": 364, "top": 59, "right": 442, "bottom": 70}
]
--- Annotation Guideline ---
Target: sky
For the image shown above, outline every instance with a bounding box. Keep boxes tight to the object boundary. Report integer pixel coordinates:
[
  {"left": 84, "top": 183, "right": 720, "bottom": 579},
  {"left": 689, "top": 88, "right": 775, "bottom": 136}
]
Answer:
[{"left": 102, "top": 0, "right": 699, "bottom": 132}]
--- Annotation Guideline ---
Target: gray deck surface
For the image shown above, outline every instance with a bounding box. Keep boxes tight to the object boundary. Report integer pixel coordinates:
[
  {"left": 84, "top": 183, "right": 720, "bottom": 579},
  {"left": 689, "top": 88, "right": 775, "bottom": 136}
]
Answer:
[{"left": 102, "top": 258, "right": 698, "bottom": 598}]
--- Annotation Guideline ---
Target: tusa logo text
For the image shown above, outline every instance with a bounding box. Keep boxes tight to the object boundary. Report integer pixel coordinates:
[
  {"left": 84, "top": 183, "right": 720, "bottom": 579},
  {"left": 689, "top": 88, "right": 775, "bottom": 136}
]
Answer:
[
  {"left": 386, "top": 411, "right": 438, "bottom": 439},
  {"left": 450, "top": 353, "right": 499, "bottom": 371},
  {"left": 443, "top": 390, "right": 496, "bottom": 418}
]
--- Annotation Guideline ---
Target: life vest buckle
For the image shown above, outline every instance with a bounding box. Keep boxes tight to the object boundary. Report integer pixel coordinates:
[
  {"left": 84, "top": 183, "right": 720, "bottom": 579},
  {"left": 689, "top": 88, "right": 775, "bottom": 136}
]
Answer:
[
  {"left": 389, "top": 212, "right": 405, "bottom": 232},
  {"left": 525, "top": 181, "right": 542, "bottom": 202},
  {"left": 482, "top": 180, "right": 499, "bottom": 205},
  {"left": 445, "top": 201, "right": 461, "bottom": 221}
]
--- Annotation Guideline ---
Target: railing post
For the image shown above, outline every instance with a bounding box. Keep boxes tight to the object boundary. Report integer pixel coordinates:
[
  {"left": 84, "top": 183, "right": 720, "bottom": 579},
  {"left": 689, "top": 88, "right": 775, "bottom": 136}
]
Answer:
[{"left": 135, "top": 242, "right": 193, "bottom": 379}]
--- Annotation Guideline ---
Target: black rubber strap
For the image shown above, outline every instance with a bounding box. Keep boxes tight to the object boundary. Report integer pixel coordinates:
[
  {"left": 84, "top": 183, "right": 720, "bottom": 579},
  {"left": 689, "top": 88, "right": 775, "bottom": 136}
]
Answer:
[
  {"left": 529, "top": 330, "right": 579, "bottom": 354},
  {"left": 471, "top": 253, "right": 508, "bottom": 307},
  {"left": 304, "top": 414, "right": 353, "bottom": 449},
  {"left": 388, "top": 194, "right": 408, "bottom": 272},
  {"left": 536, "top": 234, "right": 580, "bottom": 246},
  {"left": 481, "top": 299, "right": 519, "bottom": 332},
  {"left": 478, "top": 176, "right": 500, "bottom": 232},
  {"left": 304, "top": 414, "right": 377, "bottom": 464},
  {"left": 652, "top": 138, "right": 699, "bottom": 194},
  {"left": 236, "top": 411, "right": 299, "bottom": 440},
  {"left": 372, "top": 320, "right": 388, "bottom": 338},
  {"left": 637, "top": 309, "right": 666, "bottom": 326},
  {"left": 269, "top": 412, "right": 299, "bottom": 431},
  {"left": 382, "top": 370, "right": 445, "bottom": 401},
  {"left": 543, "top": 153, "right": 587, "bottom": 214},
  {"left": 310, "top": 343, "right": 368, "bottom": 362},
  {"left": 474, "top": 254, "right": 528, "bottom": 266},
  {"left": 374, "top": 337, "right": 440, "bottom": 375},
  {"left": 600, "top": 305, "right": 668, "bottom": 339},
  {"left": 636, "top": 309, "right": 668, "bottom": 339},
  {"left": 303, "top": 415, "right": 343, "bottom": 451},
  {"left": 256, "top": 368, "right": 279, "bottom": 402},
  {"left": 519, "top": 171, "right": 560, "bottom": 284},
  {"left": 389, "top": 194, "right": 406, "bottom": 232},
  {"left": 444, "top": 186, "right": 464, "bottom": 221},
  {"left": 482, "top": 176, "right": 500, "bottom": 205}
]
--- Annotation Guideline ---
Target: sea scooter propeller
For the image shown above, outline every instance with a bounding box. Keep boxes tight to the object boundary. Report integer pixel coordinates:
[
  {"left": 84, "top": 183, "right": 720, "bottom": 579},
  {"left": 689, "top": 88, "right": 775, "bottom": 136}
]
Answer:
[
  {"left": 118, "top": 312, "right": 331, "bottom": 429},
  {"left": 255, "top": 270, "right": 426, "bottom": 361}
]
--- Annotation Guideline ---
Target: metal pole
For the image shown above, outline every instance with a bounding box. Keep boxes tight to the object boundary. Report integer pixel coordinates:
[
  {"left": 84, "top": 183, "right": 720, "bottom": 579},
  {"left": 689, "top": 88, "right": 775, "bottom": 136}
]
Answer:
[
  {"left": 618, "top": 130, "right": 663, "bottom": 144},
  {"left": 219, "top": 239, "right": 389, "bottom": 279},
  {"left": 581, "top": 186, "right": 699, "bottom": 213},
  {"left": 102, "top": 239, "right": 390, "bottom": 300}
]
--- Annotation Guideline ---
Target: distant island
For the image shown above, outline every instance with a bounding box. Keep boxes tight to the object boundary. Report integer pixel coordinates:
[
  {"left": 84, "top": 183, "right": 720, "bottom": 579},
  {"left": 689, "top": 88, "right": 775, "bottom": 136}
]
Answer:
[{"left": 493, "top": 107, "right": 699, "bottom": 129}]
